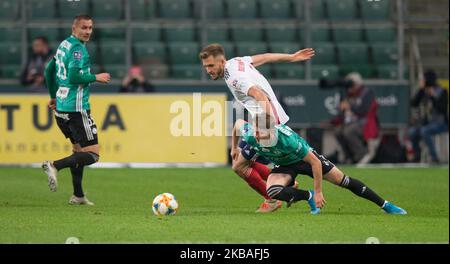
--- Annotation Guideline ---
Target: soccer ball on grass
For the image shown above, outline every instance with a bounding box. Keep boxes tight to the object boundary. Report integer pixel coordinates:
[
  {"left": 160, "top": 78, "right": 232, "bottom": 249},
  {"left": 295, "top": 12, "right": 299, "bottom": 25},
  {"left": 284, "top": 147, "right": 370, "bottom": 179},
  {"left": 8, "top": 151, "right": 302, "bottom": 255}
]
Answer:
[{"left": 152, "top": 193, "right": 178, "bottom": 216}]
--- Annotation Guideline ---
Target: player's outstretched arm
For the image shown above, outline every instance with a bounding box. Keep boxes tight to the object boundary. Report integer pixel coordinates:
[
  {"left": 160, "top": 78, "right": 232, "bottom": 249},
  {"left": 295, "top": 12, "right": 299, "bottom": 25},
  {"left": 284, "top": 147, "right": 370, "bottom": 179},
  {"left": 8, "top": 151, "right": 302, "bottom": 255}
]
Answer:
[
  {"left": 251, "top": 48, "right": 315, "bottom": 67},
  {"left": 302, "top": 151, "right": 326, "bottom": 208},
  {"left": 44, "top": 58, "right": 57, "bottom": 110},
  {"left": 231, "top": 119, "right": 247, "bottom": 160}
]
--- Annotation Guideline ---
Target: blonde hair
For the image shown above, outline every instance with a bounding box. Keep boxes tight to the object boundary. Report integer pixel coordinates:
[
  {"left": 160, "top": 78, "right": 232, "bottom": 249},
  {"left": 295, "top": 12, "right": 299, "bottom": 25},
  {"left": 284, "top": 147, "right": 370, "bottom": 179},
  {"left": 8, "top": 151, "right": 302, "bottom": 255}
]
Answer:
[{"left": 199, "top": 43, "right": 225, "bottom": 60}]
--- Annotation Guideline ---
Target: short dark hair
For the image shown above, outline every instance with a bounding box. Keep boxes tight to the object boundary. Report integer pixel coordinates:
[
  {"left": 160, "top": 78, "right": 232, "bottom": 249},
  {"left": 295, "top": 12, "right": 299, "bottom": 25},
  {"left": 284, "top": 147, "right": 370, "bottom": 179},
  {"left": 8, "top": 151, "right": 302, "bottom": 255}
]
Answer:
[
  {"left": 73, "top": 14, "right": 93, "bottom": 24},
  {"left": 424, "top": 69, "right": 437, "bottom": 87},
  {"left": 199, "top": 43, "right": 225, "bottom": 60},
  {"left": 34, "top": 36, "right": 49, "bottom": 44}
]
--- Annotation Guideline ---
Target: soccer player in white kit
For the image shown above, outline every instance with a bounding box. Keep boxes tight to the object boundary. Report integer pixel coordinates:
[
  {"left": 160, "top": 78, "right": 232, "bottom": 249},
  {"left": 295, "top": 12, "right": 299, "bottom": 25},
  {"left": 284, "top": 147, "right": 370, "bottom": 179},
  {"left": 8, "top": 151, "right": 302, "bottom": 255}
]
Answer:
[{"left": 199, "top": 44, "right": 315, "bottom": 212}]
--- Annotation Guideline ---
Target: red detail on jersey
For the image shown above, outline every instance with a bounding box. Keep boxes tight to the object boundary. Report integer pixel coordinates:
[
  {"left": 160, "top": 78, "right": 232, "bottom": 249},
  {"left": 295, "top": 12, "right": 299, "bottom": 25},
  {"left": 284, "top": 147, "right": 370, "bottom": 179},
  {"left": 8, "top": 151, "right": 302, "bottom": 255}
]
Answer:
[{"left": 237, "top": 60, "right": 245, "bottom": 72}]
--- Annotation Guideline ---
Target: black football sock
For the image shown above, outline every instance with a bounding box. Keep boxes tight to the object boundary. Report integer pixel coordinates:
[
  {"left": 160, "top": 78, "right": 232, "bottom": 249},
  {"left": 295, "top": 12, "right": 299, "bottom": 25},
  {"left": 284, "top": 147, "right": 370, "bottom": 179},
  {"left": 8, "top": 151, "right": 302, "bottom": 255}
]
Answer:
[
  {"left": 267, "top": 185, "right": 310, "bottom": 202},
  {"left": 70, "top": 166, "right": 84, "bottom": 198},
  {"left": 339, "top": 175, "right": 386, "bottom": 207},
  {"left": 54, "top": 152, "right": 99, "bottom": 170}
]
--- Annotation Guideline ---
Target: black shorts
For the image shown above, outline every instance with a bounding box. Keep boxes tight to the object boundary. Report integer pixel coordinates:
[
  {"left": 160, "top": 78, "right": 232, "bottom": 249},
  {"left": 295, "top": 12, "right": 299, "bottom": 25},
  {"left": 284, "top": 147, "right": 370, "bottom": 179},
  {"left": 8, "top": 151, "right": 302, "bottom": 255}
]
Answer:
[
  {"left": 55, "top": 110, "right": 98, "bottom": 147},
  {"left": 271, "top": 149, "right": 335, "bottom": 183}
]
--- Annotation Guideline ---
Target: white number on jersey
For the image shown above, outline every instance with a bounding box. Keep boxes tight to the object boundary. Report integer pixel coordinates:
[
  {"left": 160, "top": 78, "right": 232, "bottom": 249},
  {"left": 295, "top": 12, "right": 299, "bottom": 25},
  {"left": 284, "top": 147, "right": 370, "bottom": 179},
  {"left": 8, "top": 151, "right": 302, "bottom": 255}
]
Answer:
[{"left": 55, "top": 49, "right": 67, "bottom": 80}]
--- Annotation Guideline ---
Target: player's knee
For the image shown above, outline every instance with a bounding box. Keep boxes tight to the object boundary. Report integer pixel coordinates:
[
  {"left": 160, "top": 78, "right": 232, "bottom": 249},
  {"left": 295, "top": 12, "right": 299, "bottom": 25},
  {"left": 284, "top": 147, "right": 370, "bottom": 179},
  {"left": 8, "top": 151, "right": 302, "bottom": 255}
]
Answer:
[
  {"left": 231, "top": 162, "right": 247, "bottom": 177},
  {"left": 73, "top": 151, "right": 99, "bottom": 167},
  {"left": 266, "top": 184, "right": 284, "bottom": 200}
]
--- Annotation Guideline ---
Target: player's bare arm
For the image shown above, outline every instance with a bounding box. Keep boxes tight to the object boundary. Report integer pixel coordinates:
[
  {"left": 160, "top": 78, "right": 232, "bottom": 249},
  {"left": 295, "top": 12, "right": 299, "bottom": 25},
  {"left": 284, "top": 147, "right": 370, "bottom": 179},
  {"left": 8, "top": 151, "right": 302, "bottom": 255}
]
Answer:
[
  {"left": 231, "top": 119, "right": 247, "bottom": 161},
  {"left": 247, "top": 86, "right": 278, "bottom": 127},
  {"left": 95, "top": 73, "right": 111, "bottom": 83},
  {"left": 251, "top": 48, "right": 315, "bottom": 67},
  {"left": 302, "top": 150, "right": 326, "bottom": 208}
]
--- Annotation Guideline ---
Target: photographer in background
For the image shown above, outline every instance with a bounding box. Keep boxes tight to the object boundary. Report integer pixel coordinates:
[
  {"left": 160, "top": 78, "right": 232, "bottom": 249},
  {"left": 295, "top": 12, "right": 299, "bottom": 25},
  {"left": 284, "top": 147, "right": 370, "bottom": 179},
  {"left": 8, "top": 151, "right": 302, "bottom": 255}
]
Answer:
[
  {"left": 408, "top": 70, "right": 448, "bottom": 164},
  {"left": 330, "top": 72, "right": 379, "bottom": 164},
  {"left": 21, "top": 36, "right": 53, "bottom": 92},
  {"left": 119, "top": 64, "right": 154, "bottom": 93}
]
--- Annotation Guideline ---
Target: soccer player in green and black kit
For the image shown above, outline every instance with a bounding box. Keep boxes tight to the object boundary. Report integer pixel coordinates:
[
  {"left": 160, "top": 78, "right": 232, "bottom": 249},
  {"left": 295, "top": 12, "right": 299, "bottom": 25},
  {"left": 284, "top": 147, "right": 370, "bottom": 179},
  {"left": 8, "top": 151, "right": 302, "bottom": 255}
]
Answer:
[
  {"left": 42, "top": 14, "right": 110, "bottom": 205},
  {"left": 232, "top": 114, "right": 407, "bottom": 215}
]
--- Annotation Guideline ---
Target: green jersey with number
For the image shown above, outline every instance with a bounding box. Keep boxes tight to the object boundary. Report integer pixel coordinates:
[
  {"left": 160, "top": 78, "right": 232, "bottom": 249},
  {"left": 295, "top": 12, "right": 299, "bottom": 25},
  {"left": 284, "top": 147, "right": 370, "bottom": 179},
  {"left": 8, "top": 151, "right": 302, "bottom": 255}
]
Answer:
[
  {"left": 54, "top": 35, "right": 92, "bottom": 112},
  {"left": 240, "top": 123, "right": 312, "bottom": 166}
]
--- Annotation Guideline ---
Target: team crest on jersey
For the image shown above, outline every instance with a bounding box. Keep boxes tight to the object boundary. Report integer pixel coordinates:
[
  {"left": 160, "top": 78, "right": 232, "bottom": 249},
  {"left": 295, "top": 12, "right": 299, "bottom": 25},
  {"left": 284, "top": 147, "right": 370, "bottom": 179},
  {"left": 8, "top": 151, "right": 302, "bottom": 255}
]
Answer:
[{"left": 73, "top": 51, "right": 82, "bottom": 60}]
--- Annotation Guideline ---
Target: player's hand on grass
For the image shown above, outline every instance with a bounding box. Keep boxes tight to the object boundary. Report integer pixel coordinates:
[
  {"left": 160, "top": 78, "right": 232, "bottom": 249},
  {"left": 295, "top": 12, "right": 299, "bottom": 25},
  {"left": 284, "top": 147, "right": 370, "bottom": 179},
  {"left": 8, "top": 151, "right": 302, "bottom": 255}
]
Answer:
[
  {"left": 48, "top": 99, "right": 56, "bottom": 110},
  {"left": 230, "top": 148, "right": 241, "bottom": 161},
  {"left": 96, "top": 73, "right": 111, "bottom": 83},
  {"left": 314, "top": 191, "right": 326, "bottom": 208},
  {"left": 290, "top": 48, "right": 315, "bottom": 62}
]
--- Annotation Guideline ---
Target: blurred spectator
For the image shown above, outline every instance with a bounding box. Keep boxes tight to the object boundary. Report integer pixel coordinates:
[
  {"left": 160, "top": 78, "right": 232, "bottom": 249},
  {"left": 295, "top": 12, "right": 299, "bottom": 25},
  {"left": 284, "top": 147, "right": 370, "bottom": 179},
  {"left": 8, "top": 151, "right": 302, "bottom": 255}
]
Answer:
[
  {"left": 21, "top": 36, "right": 53, "bottom": 92},
  {"left": 408, "top": 70, "right": 448, "bottom": 164},
  {"left": 119, "top": 64, "right": 153, "bottom": 93},
  {"left": 331, "top": 72, "right": 380, "bottom": 164}
]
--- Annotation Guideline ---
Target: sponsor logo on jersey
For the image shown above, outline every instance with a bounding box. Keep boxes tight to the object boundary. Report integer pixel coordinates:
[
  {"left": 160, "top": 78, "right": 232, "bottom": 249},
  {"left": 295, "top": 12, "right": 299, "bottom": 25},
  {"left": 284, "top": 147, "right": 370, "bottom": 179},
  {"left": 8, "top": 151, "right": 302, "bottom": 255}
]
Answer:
[{"left": 237, "top": 60, "right": 245, "bottom": 72}]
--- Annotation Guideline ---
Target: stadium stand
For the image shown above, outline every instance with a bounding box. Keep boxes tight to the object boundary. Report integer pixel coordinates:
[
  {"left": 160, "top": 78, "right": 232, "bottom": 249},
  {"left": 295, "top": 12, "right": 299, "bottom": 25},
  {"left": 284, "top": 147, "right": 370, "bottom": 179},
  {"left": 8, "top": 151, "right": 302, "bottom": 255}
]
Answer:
[
  {"left": 0, "top": 0, "right": 412, "bottom": 81},
  {"left": 28, "top": 0, "right": 56, "bottom": 20}
]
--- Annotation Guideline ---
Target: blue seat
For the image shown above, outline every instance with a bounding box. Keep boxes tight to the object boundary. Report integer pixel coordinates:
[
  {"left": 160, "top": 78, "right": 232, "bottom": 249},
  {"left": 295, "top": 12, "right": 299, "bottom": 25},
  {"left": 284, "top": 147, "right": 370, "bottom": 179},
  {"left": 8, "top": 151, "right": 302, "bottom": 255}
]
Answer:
[
  {"left": 274, "top": 64, "right": 305, "bottom": 79},
  {"left": 28, "top": 0, "right": 56, "bottom": 20},
  {"left": 0, "top": 27, "right": 21, "bottom": 42},
  {"left": 332, "top": 25, "right": 364, "bottom": 43},
  {"left": 133, "top": 42, "right": 167, "bottom": 64},
  {"left": 168, "top": 42, "right": 200, "bottom": 64},
  {"left": 325, "top": 0, "right": 357, "bottom": 21},
  {"left": 311, "top": 64, "right": 339, "bottom": 79},
  {"left": 171, "top": 64, "right": 202, "bottom": 79},
  {"left": 371, "top": 43, "right": 398, "bottom": 65},
  {"left": 92, "top": 0, "right": 123, "bottom": 20},
  {"left": 226, "top": 0, "right": 257, "bottom": 19},
  {"left": 159, "top": 0, "right": 192, "bottom": 18},
  {"left": 132, "top": 27, "right": 161, "bottom": 43},
  {"left": 164, "top": 24, "right": 196, "bottom": 42},
  {"left": 235, "top": 42, "right": 269, "bottom": 56},
  {"left": 260, "top": 0, "right": 292, "bottom": 19},
  {"left": 336, "top": 43, "right": 369, "bottom": 65},
  {"left": 59, "top": 0, "right": 89, "bottom": 20},
  {"left": 0, "top": 0, "right": 20, "bottom": 21},
  {"left": 99, "top": 42, "right": 126, "bottom": 64},
  {"left": 360, "top": 0, "right": 391, "bottom": 20},
  {"left": 266, "top": 24, "right": 297, "bottom": 42},
  {"left": 312, "top": 42, "right": 336, "bottom": 64},
  {"left": 0, "top": 43, "right": 21, "bottom": 65},
  {"left": 131, "top": 0, "right": 156, "bottom": 20},
  {"left": 231, "top": 26, "right": 263, "bottom": 41}
]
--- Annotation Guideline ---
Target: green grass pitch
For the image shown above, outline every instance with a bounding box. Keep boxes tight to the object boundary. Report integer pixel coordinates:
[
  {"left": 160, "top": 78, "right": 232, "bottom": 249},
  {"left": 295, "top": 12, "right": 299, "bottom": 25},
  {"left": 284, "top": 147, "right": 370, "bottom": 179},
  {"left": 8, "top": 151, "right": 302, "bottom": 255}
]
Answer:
[{"left": 0, "top": 166, "right": 448, "bottom": 243}]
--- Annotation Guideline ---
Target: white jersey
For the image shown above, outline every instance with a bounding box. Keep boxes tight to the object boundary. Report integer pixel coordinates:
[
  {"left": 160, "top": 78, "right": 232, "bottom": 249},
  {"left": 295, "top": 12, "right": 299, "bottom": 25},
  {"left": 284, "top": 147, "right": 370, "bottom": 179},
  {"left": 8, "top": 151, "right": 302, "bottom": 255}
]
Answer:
[{"left": 224, "top": 56, "right": 289, "bottom": 124}]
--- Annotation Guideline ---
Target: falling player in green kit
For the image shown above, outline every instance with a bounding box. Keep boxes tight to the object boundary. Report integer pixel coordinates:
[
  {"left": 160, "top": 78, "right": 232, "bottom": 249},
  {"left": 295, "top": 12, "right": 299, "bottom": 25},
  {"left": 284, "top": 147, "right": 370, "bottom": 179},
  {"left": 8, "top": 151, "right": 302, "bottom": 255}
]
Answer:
[
  {"left": 42, "top": 14, "right": 111, "bottom": 205},
  {"left": 232, "top": 114, "right": 407, "bottom": 215}
]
